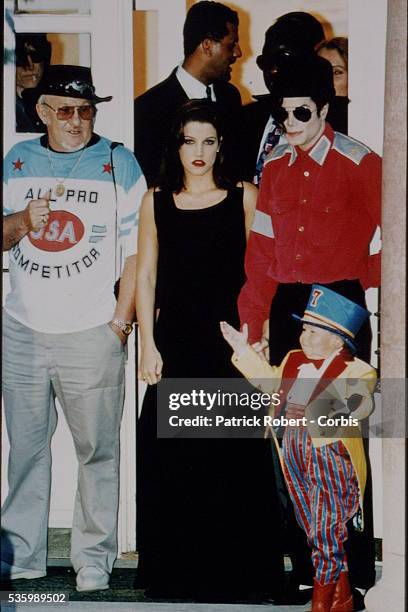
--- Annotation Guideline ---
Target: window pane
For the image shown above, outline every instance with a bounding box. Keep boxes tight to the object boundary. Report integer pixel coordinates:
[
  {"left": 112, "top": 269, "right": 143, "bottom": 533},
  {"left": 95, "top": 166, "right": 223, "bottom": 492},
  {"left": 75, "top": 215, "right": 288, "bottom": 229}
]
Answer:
[
  {"left": 15, "top": 32, "right": 91, "bottom": 133},
  {"left": 16, "top": 0, "right": 90, "bottom": 15}
]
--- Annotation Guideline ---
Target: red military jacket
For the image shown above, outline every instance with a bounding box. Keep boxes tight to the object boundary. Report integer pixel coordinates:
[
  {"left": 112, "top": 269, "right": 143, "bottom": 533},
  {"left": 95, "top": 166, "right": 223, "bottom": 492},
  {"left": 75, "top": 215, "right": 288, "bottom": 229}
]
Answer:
[{"left": 238, "top": 124, "right": 382, "bottom": 342}]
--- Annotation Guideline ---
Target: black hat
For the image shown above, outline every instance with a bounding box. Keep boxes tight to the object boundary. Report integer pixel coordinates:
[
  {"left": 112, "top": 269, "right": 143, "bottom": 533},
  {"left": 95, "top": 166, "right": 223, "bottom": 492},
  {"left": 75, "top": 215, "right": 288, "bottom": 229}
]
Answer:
[
  {"left": 257, "top": 12, "right": 324, "bottom": 70},
  {"left": 35, "top": 65, "right": 112, "bottom": 103},
  {"left": 16, "top": 33, "right": 51, "bottom": 67},
  {"left": 270, "top": 54, "right": 335, "bottom": 104}
]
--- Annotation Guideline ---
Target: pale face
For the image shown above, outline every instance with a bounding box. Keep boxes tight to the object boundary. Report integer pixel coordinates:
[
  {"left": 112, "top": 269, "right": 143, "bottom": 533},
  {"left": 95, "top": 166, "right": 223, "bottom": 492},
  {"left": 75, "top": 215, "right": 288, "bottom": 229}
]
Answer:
[
  {"left": 318, "top": 48, "right": 348, "bottom": 97},
  {"left": 16, "top": 55, "right": 44, "bottom": 94},
  {"left": 36, "top": 95, "right": 94, "bottom": 152},
  {"left": 282, "top": 96, "right": 327, "bottom": 151},
  {"left": 179, "top": 121, "right": 219, "bottom": 176},
  {"left": 208, "top": 22, "right": 242, "bottom": 82},
  {"left": 299, "top": 322, "right": 343, "bottom": 360}
]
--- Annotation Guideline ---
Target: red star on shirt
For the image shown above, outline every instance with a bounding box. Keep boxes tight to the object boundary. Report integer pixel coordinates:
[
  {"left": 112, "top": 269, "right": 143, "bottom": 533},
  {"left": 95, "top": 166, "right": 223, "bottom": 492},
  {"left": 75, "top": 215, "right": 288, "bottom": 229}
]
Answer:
[
  {"left": 13, "top": 158, "right": 24, "bottom": 171},
  {"left": 102, "top": 162, "right": 113, "bottom": 174}
]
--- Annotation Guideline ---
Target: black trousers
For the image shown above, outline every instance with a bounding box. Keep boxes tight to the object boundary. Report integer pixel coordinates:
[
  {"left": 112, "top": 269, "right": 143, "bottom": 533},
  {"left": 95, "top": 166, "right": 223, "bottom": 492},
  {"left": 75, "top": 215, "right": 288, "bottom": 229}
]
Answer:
[{"left": 268, "top": 279, "right": 376, "bottom": 590}]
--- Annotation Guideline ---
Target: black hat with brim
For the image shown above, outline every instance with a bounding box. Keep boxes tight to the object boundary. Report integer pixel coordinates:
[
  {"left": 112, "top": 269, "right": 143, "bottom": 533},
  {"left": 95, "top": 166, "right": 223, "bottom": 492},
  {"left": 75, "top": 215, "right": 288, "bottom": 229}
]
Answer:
[
  {"left": 34, "top": 65, "right": 112, "bottom": 103},
  {"left": 16, "top": 33, "right": 52, "bottom": 66},
  {"left": 257, "top": 12, "right": 324, "bottom": 70}
]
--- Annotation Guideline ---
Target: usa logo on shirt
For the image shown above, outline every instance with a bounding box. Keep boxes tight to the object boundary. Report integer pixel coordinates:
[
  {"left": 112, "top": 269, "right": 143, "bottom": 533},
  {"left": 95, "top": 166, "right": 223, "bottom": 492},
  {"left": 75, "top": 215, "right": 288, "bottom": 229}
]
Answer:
[{"left": 28, "top": 211, "right": 84, "bottom": 252}]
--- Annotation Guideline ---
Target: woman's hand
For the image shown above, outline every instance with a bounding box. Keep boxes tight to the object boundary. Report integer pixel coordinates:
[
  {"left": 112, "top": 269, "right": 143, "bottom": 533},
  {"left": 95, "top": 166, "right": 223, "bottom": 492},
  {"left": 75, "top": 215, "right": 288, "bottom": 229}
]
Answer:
[
  {"left": 220, "top": 321, "right": 249, "bottom": 358},
  {"left": 139, "top": 343, "right": 163, "bottom": 385}
]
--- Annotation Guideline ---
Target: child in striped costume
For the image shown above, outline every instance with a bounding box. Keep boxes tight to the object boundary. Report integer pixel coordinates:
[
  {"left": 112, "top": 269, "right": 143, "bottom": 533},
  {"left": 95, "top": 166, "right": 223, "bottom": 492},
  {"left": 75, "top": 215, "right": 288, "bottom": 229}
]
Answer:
[{"left": 221, "top": 285, "right": 376, "bottom": 612}]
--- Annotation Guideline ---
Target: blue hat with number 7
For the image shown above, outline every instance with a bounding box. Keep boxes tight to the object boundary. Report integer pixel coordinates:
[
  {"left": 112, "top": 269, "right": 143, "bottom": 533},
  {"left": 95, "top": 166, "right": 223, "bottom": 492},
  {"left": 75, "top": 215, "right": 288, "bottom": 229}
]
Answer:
[{"left": 292, "top": 285, "right": 371, "bottom": 353}]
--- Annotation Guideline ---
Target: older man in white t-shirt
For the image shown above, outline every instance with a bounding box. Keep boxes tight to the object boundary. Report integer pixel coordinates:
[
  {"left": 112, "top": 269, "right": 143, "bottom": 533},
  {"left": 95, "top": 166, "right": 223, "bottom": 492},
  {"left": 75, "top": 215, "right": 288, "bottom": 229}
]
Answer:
[{"left": 2, "top": 65, "right": 146, "bottom": 592}]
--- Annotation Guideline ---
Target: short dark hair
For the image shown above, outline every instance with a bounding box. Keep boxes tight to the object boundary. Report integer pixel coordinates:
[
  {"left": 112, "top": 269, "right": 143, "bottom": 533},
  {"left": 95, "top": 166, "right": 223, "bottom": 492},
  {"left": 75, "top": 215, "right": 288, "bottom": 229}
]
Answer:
[
  {"left": 183, "top": 1, "right": 239, "bottom": 57},
  {"left": 270, "top": 54, "right": 335, "bottom": 126},
  {"left": 156, "top": 99, "right": 232, "bottom": 193}
]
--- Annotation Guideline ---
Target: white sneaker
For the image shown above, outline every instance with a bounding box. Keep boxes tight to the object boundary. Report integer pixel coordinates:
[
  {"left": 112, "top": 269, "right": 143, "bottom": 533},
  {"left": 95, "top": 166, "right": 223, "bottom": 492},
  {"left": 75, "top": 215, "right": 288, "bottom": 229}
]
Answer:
[
  {"left": 76, "top": 566, "right": 109, "bottom": 592},
  {"left": 1, "top": 560, "right": 46, "bottom": 580}
]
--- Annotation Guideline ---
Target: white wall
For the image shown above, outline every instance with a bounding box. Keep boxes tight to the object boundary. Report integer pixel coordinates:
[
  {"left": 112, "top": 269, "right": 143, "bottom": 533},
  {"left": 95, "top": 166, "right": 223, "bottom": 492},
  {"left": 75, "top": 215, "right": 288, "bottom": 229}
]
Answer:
[
  {"left": 135, "top": 0, "right": 185, "bottom": 82},
  {"left": 348, "top": 0, "right": 387, "bottom": 155},
  {"left": 347, "top": 1, "right": 387, "bottom": 541}
]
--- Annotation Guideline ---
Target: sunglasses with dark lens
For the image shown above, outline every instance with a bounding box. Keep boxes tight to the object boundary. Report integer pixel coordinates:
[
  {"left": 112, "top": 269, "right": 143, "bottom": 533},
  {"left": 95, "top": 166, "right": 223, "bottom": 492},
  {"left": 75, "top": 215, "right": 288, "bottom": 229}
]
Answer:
[
  {"left": 42, "top": 102, "right": 97, "bottom": 121},
  {"left": 273, "top": 106, "right": 317, "bottom": 124},
  {"left": 16, "top": 51, "right": 46, "bottom": 66}
]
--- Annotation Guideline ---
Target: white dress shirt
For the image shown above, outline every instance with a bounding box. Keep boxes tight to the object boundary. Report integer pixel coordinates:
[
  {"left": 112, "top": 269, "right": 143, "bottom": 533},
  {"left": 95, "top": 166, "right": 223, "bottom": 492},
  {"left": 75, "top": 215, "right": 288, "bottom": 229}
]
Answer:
[{"left": 176, "top": 65, "right": 216, "bottom": 101}]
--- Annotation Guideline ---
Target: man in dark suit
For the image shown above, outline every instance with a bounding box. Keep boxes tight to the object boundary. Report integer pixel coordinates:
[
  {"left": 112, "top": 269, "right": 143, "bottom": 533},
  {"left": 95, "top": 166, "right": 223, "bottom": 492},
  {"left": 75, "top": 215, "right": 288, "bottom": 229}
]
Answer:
[
  {"left": 239, "top": 12, "right": 325, "bottom": 183},
  {"left": 134, "top": 1, "right": 242, "bottom": 187}
]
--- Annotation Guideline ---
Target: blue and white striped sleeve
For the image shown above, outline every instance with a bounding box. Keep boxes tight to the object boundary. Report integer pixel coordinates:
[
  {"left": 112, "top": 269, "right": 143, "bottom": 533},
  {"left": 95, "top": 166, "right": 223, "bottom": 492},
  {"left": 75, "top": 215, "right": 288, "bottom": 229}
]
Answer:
[
  {"left": 3, "top": 146, "right": 18, "bottom": 217},
  {"left": 115, "top": 147, "right": 147, "bottom": 258}
]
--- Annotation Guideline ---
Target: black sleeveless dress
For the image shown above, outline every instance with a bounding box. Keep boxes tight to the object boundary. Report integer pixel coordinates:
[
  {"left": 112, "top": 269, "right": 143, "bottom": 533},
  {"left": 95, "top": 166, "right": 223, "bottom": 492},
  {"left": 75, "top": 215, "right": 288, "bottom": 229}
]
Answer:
[{"left": 136, "top": 187, "right": 284, "bottom": 601}]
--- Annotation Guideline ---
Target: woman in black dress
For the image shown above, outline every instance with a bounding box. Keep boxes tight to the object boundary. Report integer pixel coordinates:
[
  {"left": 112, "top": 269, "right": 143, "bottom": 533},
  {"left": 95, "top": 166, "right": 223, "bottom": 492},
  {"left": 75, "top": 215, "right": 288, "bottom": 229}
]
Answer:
[{"left": 135, "top": 100, "right": 284, "bottom": 601}]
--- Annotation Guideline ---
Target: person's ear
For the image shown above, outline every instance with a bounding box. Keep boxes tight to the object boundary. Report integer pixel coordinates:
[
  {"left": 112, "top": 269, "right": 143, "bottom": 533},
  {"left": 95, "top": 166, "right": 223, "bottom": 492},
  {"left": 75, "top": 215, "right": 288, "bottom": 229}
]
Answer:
[
  {"left": 36, "top": 103, "right": 47, "bottom": 123},
  {"left": 332, "top": 335, "right": 344, "bottom": 351},
  {"left": 201, "top": 38, "right": 215, "bottom": 56},
  {"left": 320, "top": 103, "right": 329, "bottom": 120}
]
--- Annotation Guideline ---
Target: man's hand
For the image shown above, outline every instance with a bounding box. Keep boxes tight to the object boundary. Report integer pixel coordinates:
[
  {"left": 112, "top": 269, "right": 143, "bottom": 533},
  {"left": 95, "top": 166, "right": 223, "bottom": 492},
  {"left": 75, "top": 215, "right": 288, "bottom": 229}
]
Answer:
[
  {"left": 24, "top": 191, "right": 51, "bottom": 232},
  {"left": 109, "top": 321, "right": 128, "bottom": 345},
  {"left": 3, "top": 190, "right": 52, "bottom": 251},
  {"left": 251, "top": 319, "right": 269, "bottom": 362},
  {"left": 220, "top": 321, "right": 249, "bottom": 358}
]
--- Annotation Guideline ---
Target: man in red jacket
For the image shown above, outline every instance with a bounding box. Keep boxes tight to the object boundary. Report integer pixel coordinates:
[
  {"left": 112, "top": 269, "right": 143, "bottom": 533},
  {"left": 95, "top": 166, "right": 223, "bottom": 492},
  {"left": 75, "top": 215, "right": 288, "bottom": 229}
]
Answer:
[
  {"left": 238, "top": 54, "right": 381, "bottom": 365},
  {"left": 238, "top": 54, "right": 381, "bottom": 608}
]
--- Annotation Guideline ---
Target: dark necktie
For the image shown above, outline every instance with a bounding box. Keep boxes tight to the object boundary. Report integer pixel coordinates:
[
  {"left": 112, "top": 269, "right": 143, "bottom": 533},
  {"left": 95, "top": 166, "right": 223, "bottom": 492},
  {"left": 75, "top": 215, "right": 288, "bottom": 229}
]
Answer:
[
  {"left": 206, "top": 85, "right": 212, "bottom": 101},
  {"left": 254, "top": 125, "right": 281, "bottom": 185}
]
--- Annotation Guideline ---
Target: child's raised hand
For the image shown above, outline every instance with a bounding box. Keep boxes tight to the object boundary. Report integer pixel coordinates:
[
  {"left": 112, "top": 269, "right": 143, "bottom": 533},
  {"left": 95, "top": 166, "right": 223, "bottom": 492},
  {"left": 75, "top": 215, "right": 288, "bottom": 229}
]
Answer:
[{"left": 220, "top": 321, "right": 249, "bottom": 357}]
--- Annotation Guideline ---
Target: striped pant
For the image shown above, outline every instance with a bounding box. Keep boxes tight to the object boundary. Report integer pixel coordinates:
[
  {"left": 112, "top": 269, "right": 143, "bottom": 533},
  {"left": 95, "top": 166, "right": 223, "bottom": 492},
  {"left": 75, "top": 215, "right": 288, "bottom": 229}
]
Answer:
[{"left": 282, "top": 426, "right": 360, "bottom": 584}]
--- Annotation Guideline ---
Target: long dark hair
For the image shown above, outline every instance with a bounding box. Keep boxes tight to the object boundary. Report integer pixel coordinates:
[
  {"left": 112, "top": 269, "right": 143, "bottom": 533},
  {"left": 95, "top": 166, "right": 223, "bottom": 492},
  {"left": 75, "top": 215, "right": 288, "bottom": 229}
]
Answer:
[
  {"left": 316, "top": 37, "right": 348, "bottom": 70},
  {"left": 156, "top": 99, "right": 232, "bottom": 193}
]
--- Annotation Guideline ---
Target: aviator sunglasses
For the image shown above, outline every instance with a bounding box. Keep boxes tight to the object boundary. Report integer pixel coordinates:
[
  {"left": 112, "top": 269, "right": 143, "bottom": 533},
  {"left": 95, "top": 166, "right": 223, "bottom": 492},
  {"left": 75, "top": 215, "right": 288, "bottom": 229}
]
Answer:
[
  {"left": 41, "top": 101, "right": 97, "bottom": 121},
  {"left": 273, "top": 105, "right": 317, "bottom": 124}
]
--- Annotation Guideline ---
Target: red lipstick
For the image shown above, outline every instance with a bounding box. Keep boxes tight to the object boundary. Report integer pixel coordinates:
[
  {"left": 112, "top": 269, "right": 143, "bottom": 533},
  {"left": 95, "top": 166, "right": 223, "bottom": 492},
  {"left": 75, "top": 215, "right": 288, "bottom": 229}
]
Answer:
[{"left": 192, "top": 160, "right": 205, "bottom": 167}]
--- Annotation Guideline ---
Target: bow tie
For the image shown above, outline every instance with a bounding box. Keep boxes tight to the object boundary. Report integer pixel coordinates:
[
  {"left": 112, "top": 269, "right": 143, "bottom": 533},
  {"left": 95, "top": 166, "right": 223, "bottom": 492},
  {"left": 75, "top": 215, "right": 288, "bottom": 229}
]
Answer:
[
  {"left": 296, "top": 359, "right": 327, "bottom": 382},
  {"left": 300, "top": 355, "right": 325, "bottom": 368}
]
